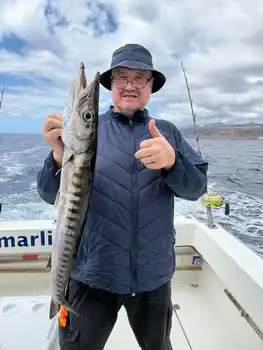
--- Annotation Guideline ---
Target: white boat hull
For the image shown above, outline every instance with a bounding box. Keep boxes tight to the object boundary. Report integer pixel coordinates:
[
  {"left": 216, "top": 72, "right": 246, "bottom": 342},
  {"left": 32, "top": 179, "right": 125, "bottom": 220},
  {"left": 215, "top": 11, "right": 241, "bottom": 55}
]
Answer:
[{"left": 0, "top": 215, "right": 263, "bottom": 349}]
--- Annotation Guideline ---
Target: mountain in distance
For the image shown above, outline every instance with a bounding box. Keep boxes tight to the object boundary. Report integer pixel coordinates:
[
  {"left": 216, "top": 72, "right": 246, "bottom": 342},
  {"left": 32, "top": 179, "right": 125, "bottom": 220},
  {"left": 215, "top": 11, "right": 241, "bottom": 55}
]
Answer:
[{"left": 179, "top": 121, "right": 263, "bottom": 140}]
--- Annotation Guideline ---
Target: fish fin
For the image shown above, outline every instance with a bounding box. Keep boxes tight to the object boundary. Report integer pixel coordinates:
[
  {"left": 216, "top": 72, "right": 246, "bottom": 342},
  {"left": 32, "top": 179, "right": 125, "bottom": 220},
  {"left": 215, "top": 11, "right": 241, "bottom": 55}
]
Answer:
[
  {"left": 61, "top": 101, "right": 69, "bottom": 145},
  {"left": 54, "top": 191, "right": 60, "bottom": 209},
  {"left": 49, "top": 298, "right": 60, "bottom": 319}
]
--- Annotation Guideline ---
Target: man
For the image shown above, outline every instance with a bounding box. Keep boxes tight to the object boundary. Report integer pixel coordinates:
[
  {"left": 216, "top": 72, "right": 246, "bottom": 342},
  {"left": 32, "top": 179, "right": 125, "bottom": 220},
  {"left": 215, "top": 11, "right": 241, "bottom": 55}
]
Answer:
[{"left": 37, "top": 43, "right": 208, "bottom": 350}]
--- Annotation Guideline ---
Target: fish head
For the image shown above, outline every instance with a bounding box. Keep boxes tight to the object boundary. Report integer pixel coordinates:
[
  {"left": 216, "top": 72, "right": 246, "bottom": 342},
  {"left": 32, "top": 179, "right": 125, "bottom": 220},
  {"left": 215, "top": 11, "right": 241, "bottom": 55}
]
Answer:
[
  {"left": 73, "top": 71, "right": 100, "bottom": 145},
  {"left": 63, "top": 69, "right": 100, "bottom": 152}
]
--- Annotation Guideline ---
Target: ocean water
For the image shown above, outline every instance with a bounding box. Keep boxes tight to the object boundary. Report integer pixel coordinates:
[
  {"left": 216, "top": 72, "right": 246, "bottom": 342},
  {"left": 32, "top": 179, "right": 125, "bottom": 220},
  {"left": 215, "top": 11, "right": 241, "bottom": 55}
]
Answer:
[{"left": 0, "top": 133, "right": 262, "bottom": 259}]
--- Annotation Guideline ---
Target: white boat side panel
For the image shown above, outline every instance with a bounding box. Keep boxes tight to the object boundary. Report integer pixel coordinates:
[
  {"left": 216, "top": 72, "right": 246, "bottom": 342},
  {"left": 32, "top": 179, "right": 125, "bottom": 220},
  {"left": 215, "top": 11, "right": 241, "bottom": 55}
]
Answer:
[
  {"left": 0, "top": 220, "right": 55, "bottom": 255},
  {"left": 179, "top": 217, "right": 263, "bottom": 336}
]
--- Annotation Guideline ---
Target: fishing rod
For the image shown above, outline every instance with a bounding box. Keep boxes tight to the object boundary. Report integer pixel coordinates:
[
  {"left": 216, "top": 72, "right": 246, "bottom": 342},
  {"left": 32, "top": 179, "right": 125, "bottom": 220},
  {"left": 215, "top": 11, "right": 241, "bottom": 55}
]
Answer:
[
  {"left": 180, "top": 63, "right": 201, "bottom": 157},
  {"left": 180, "top": 61, "right": 229, "bottom": 228},
  {"left": 0, "top": 85, "right": 5, "bottom": 215},
  {"left": 0, "top": 84, "right": 5, "bottom": 109}
]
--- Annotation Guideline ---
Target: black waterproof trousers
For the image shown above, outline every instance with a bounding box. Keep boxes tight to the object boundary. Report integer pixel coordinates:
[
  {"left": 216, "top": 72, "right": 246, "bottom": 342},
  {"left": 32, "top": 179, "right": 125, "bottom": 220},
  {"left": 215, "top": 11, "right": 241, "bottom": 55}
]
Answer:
[{"left": 58, "top": 278, "right": 173, "bottom": 350}]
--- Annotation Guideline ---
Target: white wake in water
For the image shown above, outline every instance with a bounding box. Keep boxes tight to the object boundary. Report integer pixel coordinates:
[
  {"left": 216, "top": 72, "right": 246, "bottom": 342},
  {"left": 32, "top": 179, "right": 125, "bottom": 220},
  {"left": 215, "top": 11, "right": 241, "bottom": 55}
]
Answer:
[{"left": 174, "top": 183, "right": 263, "bottom": 258}]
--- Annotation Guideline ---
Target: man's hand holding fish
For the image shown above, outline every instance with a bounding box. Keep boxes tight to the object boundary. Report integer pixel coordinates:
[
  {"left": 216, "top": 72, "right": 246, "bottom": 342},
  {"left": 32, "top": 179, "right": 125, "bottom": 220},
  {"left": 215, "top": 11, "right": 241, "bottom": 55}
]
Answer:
[{"left": 42, "top": 112, "right": 64, "bottom": 168}]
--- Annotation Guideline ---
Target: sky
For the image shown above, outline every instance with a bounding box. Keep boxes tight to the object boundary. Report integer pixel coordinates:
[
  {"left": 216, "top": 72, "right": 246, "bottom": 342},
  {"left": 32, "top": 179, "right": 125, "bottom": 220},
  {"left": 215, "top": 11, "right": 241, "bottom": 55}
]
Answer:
[{"left": 0, "top": 0, "right": 263, "bottom": 134}]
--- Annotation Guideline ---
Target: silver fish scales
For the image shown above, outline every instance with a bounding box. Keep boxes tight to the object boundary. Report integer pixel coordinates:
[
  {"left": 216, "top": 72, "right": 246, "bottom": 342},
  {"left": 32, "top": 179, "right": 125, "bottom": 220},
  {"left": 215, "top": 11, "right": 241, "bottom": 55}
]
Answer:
[{"left": 49, "top": 63, "right": 100, "bottom": 319}]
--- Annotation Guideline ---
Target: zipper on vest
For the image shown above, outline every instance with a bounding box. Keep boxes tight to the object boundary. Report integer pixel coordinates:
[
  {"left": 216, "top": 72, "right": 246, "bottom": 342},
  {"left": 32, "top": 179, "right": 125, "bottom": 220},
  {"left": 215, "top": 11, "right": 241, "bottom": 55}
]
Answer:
[{"left": 129, "top": 119, "right": 138, "bottom": 294}]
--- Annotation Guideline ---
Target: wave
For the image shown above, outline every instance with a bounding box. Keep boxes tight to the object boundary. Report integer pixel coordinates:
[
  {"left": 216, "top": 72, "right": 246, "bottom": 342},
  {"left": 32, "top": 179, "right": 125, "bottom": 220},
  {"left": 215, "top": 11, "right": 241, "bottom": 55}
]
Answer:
[{"left": 174, "top": 185, "right": 263, "bottom": 258}]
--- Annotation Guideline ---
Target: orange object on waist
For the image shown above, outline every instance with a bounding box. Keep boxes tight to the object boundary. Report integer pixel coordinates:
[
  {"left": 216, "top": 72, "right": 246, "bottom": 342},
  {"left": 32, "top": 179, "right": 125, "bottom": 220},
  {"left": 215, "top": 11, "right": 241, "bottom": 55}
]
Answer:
[{"left": 58, "top": 306, "right": 68, "bottom": 327}]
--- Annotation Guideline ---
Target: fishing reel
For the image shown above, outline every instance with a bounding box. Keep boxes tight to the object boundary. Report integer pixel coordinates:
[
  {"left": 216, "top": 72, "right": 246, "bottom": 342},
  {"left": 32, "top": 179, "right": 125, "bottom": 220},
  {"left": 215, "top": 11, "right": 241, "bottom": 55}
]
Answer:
[{"left": 200, "top": 192, "right": 230, "bottom": 216}]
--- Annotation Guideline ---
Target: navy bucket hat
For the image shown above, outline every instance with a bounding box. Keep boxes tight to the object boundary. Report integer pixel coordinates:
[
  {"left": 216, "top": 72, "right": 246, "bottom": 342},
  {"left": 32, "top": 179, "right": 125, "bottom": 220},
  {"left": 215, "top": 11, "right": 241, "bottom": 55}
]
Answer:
[{"left": 100, "top": 44, "right": 166, "bottom": 93}]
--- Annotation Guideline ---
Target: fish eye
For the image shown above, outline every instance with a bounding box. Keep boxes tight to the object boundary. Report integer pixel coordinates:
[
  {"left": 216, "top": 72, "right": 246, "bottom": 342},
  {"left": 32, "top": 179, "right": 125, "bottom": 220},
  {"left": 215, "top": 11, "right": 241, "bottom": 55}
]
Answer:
[{"left": 85, "top": 111, "right": 92, "bottom": 120}]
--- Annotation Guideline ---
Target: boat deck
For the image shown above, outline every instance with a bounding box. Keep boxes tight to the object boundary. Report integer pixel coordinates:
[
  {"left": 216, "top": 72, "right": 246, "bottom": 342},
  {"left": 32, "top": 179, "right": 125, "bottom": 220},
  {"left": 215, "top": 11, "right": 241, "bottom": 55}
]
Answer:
[{"left": 0, "top": 261, "right": 262, "bottom": 350}]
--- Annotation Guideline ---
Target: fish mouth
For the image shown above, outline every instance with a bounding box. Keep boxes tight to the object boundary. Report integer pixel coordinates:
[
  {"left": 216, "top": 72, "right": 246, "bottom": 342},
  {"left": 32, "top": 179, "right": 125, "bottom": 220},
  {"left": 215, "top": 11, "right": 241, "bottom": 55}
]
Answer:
[{"left": 93, "top": 71, "right": 101, "bottom": 82}]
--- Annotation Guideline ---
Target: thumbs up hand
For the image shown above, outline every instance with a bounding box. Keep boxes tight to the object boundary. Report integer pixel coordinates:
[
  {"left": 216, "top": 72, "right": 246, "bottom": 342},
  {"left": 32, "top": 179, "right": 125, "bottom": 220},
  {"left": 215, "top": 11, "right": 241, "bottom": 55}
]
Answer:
[
  {"left": 148, "top": 118, "right": 162, "bottom": 138},
  {"left": 135, "top": 119, "right": 176, "bottom": 170}
]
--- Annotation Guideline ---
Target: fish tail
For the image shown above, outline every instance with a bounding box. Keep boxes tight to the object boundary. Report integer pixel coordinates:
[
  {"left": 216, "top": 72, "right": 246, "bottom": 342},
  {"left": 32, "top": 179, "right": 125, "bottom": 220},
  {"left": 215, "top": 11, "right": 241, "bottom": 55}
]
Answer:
[
  {"left": 49, "top": 297, "right": 80, "bottom": 321},
  {"left": 49, "top": 298, "right": 60, "bottom": 319}
]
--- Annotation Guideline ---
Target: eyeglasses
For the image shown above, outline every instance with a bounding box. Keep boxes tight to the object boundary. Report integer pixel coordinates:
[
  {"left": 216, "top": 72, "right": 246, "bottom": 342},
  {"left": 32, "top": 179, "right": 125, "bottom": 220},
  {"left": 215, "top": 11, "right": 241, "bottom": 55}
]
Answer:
[{"left": 110, "top": 75, "right": 153, "bottom": 89}]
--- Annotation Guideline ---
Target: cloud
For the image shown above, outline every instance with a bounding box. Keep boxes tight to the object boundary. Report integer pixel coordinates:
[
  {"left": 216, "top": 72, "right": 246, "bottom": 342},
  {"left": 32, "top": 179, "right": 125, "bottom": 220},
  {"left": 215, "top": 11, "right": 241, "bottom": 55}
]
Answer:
[{"left": 0, "top": 0, "right": 263, "bottom": 133}]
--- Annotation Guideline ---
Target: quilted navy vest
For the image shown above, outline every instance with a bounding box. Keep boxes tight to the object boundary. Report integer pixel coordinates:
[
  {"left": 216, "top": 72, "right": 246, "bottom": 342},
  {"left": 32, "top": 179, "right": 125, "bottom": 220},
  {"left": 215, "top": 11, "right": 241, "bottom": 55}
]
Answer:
[{"left": 71, "top": 106, "right": 176, "bottom": 294}]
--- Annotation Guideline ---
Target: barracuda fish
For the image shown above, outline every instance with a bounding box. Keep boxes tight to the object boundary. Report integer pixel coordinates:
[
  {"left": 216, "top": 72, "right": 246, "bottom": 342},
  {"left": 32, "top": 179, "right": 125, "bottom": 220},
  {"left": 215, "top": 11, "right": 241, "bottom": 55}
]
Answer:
[{"left": 49, "top": 63, "right": 100, "bottom": 319}]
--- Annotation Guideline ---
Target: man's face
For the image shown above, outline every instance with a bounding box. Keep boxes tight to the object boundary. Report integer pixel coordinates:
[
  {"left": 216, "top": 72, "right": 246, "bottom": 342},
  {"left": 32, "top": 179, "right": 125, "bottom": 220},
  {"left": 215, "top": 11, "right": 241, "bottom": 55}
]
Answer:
[{"left": 111, "top": 67, "right": 153, "bottom": 117}]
